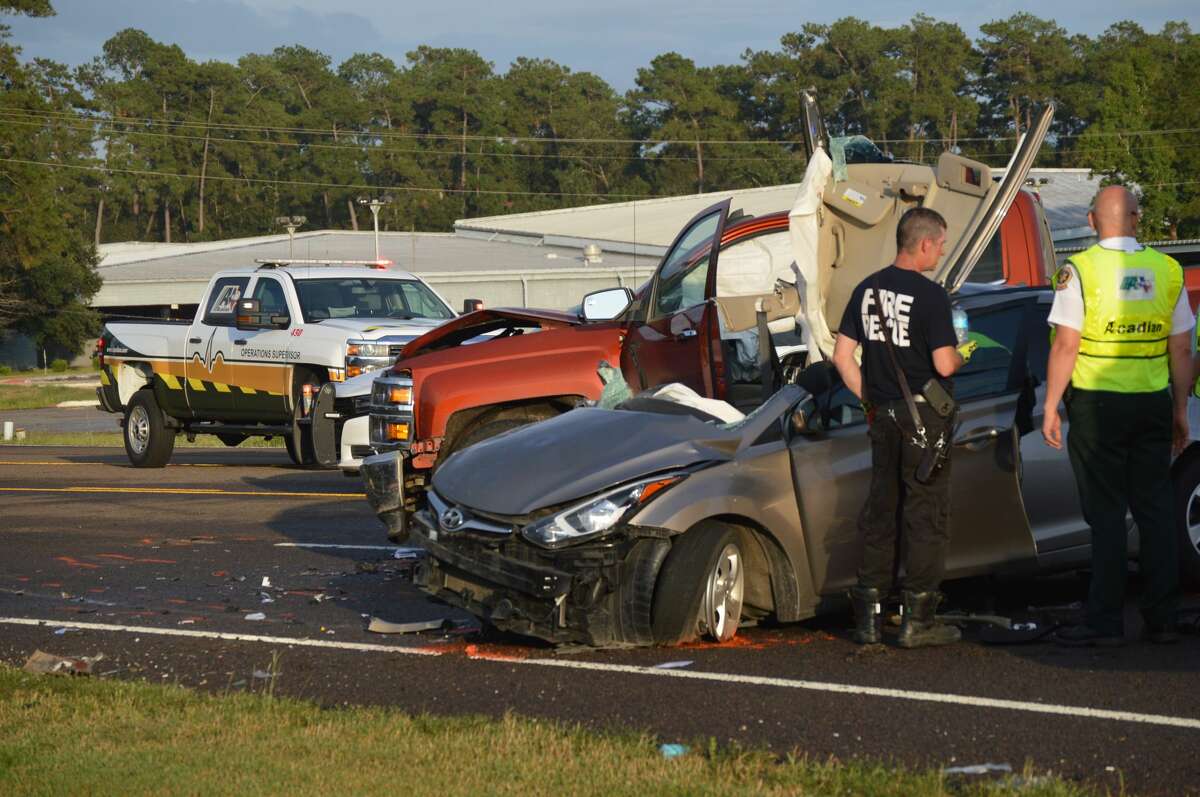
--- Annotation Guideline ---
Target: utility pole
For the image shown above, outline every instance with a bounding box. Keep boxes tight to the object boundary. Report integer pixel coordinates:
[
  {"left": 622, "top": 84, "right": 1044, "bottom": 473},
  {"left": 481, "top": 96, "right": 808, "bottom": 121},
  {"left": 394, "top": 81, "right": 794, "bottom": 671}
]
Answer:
[
  {"left": 357, "top": 196, "right": 393, "bottom": 261},
  {"left": 275, "top": 215, "right": 307, "bottom": 257}
]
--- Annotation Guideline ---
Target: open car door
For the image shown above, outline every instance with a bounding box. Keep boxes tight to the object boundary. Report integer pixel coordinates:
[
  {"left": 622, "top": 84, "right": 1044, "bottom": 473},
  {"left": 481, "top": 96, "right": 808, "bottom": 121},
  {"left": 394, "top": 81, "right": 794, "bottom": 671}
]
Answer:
[{"left": 620, "top": 199, "right": 730, "bottom": 396}]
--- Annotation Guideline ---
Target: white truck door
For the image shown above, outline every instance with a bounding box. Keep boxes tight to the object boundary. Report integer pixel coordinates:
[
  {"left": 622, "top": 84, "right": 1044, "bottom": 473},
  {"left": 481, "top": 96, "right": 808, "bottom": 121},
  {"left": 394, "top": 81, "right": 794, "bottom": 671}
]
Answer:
[
  {"left": 232, "top": 274, "right": 297, "bottom": 423},
  {"left": 186, "top": 275, "right": 250, "bottom": 421}
]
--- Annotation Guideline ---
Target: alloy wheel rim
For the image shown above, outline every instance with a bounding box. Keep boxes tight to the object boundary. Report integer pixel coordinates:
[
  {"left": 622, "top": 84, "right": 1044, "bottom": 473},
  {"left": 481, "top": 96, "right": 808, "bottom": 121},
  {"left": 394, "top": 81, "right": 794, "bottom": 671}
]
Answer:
[
  {"left": 1187, "top": 482, "right": 1200, "bottom": 553},
  {"left": 127, "top": 406, "right": 150, "bottom": 455},
  {"left": 702, "top": 543, "right": 744, "bottom": 642}
]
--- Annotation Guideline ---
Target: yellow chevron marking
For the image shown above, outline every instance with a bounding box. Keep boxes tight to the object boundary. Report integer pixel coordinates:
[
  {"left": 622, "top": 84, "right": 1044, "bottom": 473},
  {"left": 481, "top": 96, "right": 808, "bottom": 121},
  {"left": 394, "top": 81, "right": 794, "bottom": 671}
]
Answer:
[
  {"left": 161, "top": 374, "right": 182, "bottom": 390},
  {"left": 213, "top": 382, "right": 231, "bottom": 393},
  {"left": 187, "top": 378, "right": 206, "bottom": 391},
  {"left": 99, "top": 370, "right": 111, "bottom": 386},
  {"left": 239, "top": 385, "right": 258, "bottom": 395}
]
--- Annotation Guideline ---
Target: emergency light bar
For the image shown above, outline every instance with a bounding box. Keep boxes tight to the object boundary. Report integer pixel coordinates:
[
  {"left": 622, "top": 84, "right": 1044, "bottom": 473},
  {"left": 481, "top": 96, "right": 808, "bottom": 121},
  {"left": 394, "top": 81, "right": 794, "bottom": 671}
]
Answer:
[{"left": 255, "top": 258, "right": 393, "bottom": 269}]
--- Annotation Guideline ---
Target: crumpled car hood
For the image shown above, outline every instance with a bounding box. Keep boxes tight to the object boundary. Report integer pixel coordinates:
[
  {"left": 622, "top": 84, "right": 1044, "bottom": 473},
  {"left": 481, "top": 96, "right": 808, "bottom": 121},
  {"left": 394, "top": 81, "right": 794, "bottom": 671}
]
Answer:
[
  {"left": 431, "top": 407, "right": 737, "bottom": 517},
  {"left": 401, "top": 307, "right": 583, "bottom": 359}
]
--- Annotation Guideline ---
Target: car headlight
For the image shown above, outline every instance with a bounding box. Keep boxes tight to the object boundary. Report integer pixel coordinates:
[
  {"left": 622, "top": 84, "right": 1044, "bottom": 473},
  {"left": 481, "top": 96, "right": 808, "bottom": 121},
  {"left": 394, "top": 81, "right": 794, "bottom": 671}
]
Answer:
[
  {"left": 347, "top": 341, "right": 390, "bottom": 358},
  {"left": 521, "top": 474, "right": 683, "bottom": 548}
]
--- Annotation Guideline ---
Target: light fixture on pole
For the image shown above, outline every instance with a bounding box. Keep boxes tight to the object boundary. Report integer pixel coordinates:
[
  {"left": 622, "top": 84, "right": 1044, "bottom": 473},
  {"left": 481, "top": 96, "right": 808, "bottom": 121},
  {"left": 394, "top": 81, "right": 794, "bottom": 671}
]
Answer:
[
  {"left": 275, "top": 215, "right": 307, "bottom": 257},
  {"left": 357, "top": 196, "right": 392, "bottom": 262}
]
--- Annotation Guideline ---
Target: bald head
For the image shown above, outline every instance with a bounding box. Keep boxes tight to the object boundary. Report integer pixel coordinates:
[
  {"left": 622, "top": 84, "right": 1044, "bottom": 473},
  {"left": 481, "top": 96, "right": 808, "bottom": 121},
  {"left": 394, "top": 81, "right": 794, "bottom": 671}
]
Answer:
[{"left": 1088, "top": 185, "right": 1140, "bottom": 239}]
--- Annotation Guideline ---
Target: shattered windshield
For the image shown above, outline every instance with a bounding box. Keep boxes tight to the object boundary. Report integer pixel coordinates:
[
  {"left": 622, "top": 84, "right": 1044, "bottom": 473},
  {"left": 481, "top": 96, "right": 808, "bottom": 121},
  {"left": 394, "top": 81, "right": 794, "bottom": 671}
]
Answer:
[{"left": 830, "top": 135, "right": 892, "bottom": 182}]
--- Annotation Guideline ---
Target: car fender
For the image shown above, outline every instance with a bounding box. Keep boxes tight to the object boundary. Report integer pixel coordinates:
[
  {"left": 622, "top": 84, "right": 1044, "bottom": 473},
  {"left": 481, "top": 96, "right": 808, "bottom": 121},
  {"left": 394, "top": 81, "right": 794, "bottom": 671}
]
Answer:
[{"left": 628, "top": 445, "right": 819, "bottom": 621}]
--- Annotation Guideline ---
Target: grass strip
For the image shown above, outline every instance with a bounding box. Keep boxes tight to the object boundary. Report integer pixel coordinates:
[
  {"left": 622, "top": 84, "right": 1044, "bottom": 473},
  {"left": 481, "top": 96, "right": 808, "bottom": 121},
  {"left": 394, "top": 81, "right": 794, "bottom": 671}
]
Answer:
[
  {"left": 0, "top": 665, "right": 1094, "bottom": 796},
  {"left": 0, "top": 385, "right": 99, "bottom": 411},
  {"left": 1, "top": 432, "right": 284, "bottom": 448}
]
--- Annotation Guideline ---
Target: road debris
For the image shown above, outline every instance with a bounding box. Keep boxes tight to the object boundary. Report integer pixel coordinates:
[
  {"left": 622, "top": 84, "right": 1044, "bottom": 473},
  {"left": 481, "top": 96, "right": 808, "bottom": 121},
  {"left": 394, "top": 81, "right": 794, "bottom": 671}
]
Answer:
[
  {"left": 367, "top": 616, "right": 445, "bottom": 634},
  {"left": 261, "top": 576, "right": 272, "bottom": 588},
  {"left": 22, "top": 650, "right": 104, "bottom": 676},
  {"left": 652, "top": 660, "right": 693, "bottom": 669},
  {"left": 392, "top": 547, "right": 425, "bottom": 560},
  {"left": 244, "top": 612, "right": 266, "bottom": 621},
  {"left": 658, "top": 744, "right": 689, "bottom": 759},
  {"left": 944, "top": 763, "right": 1013, "bottom": 775}
]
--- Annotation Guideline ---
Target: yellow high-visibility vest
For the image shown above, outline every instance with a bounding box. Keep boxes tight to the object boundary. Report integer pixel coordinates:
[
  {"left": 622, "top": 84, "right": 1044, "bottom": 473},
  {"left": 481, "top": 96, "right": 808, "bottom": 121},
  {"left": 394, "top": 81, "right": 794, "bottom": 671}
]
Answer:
[{"left": 1059, "top": 245, "right": 1182, "bottom": 393}]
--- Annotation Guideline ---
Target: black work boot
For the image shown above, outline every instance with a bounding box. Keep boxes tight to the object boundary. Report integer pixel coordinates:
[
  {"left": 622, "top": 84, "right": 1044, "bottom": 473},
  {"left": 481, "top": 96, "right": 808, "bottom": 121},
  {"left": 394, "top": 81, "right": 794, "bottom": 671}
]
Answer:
[
  {"left": 897, "top": 590, "right": 961, "bottom": 649},
  {"left": 848, "top": 586, "right": 882, "bottom": 645}
]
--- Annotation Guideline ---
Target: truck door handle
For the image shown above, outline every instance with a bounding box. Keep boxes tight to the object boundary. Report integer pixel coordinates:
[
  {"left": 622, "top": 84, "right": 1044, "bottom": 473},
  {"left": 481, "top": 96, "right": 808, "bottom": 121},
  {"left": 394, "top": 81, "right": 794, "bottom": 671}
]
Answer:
[
  {"left": 188, "top": 337, "right": 202, "bottom": 344},
  {"left": 675, "top": 329, "right": 698, "bottom": 341},
  {"left": 953, "top": 426, "right": 1004, "bottom": 446},
  {"left": 234, "top": 339, "right": 247, "bottom": 345}
]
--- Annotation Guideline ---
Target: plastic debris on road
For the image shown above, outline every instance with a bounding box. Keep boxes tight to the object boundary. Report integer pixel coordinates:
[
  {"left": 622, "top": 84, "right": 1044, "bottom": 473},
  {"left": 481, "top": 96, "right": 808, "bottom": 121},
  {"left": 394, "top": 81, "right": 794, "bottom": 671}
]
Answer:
[
  {"left": 367, "top": 616, "right": 446, "bottom": 634},
  {"left": 944, "top": 763, "right": 1013, "bottom": 775},
  {"left": 659, "top": 744, "right": 689, "bottom": 759},
  {"left": 23, "top": 650, "right": 104, "bottom": 676},
  {"left": 261, "top": 576, "right": 272, "bottom": 588},
  {"left": 392, "top": 548, "right": 425, "bottom": 560},
  {"left": 244, "top": 612, "right": 266, "bottom": 621},
  {"left": 653, "top": 660, "right": 693, "bottom": 669}
]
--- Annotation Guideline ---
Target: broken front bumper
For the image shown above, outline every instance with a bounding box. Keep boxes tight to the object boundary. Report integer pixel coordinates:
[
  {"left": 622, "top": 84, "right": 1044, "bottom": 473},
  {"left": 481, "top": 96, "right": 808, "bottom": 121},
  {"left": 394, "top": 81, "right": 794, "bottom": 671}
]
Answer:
[
  {"left": 361, "top": 450, "right": 407, "bottom": 541},
  {"left": 407, "top": 505, "right": 669, "bottom": 646}
]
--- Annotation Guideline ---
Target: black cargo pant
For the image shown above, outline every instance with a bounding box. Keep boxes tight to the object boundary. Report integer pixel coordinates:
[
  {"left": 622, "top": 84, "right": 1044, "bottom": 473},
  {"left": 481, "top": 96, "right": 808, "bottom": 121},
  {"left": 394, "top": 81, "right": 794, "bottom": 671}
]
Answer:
[
  {"left": 1066, "top": 387, "right": 1179, "bottom": 635},
  {"left": 858, "top": 402, "right": 953, "bottom": 593}
]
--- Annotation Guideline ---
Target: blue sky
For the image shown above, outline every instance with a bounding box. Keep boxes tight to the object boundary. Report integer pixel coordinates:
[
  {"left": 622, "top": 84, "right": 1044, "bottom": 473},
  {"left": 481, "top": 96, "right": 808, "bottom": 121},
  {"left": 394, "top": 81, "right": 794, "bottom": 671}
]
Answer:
[{"left": 4, "top": 0, "right": 1197, "bottom": 91}]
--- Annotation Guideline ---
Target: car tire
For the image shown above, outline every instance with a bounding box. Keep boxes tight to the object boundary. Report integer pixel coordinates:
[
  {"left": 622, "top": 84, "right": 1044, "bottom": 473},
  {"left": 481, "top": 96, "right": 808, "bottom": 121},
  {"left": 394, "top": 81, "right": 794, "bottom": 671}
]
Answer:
[
  {"left": 286, "top": 384, "right": 319, "bottom": 468},
  {"left": 123, "top": 389, "right": 175, "bottom": 468},
  {"left": 652, "top": 521, "right": 745, "bottom": 645},
  {"left": 615, "top": 538, "right": 670, "bottom": 646},
  {"left": 1173, "top": 454, "right": 1200, "bottom": 588},
  {"left": 442, "top": 405, "right": 560, "bottom": 463}
]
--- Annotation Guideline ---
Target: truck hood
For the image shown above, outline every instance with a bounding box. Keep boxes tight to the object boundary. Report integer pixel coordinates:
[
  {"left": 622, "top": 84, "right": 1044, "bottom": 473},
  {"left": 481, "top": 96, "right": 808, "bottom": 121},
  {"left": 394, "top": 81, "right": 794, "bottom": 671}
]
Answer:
[
  {"left": 432, "top": 385, "right": 801, "bottom": 517},
  {"left": 311, "top": 317, "right": 447, "bottom": 339},
  {"left": 400, "top": 307, "right": 587, "bottom": 359}
]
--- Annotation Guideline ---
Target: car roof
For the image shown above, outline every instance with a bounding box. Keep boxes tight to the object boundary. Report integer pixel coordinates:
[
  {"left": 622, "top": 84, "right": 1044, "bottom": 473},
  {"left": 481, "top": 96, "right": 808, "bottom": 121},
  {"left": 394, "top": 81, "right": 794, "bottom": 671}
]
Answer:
[{"left": 214, "top": 266, "right": 423, "bottom": 282}]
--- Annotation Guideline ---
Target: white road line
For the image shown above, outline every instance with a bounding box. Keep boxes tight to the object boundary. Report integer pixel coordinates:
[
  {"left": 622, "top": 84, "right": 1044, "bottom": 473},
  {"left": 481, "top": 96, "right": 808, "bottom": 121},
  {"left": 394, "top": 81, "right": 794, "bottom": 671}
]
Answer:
[
  {"left": 272, "top": 543, "right": 406, "bottom": 551},
  {"left": 3, "top": 616, "right": 1198, "bottom": 731},
  {"left": 0, "top": 617, "right": 438, "bottom": 656}
]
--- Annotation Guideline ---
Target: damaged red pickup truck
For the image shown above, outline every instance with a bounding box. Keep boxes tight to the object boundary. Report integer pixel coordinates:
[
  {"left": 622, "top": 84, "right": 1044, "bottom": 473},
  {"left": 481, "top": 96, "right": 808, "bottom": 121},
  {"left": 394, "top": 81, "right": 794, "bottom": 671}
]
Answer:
[{"left": 357, "top": 178, "right": 1056, "bottom": 541}]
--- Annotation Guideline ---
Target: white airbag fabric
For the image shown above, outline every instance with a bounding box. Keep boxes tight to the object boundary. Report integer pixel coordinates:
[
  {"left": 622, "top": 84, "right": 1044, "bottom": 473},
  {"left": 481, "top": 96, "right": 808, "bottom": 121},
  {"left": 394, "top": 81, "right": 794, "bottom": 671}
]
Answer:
[{"left": 649, "top": 383, "right": 746, "bottom": 424}]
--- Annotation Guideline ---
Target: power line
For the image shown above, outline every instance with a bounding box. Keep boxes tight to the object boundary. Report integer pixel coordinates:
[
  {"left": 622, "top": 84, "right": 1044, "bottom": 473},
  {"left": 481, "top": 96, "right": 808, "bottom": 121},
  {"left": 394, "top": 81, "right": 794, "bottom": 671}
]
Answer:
[
  {"left": 0, "top": 114, "right": 804, "bottom": 163},
  {"left": 0, "top": 156, "right": 661, "bottom": 199}
]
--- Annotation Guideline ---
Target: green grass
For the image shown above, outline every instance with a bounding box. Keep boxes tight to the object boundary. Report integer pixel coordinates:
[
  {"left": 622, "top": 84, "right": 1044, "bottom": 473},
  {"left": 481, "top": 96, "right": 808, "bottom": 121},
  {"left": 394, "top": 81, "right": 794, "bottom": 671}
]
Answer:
[
  {"left": 0, "top": 384, "right": 98, "bottom": 411},
  {"left": 0, "top": 665, "right": 1096, "bottom": 797},
  {"left": 0, "top": 431, "right": 285, "bottom": 448}
]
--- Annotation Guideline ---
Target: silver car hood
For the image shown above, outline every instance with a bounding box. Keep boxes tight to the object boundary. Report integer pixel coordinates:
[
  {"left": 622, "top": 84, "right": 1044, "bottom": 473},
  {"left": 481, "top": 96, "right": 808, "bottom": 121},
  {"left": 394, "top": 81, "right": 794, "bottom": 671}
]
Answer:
[{"left": 432, "top": 386, "right": 802, "bottom": 517}]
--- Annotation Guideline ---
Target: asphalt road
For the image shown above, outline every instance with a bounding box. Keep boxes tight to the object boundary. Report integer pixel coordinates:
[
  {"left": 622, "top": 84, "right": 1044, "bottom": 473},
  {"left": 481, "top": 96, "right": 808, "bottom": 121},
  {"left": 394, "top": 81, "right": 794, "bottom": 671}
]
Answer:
[{"left": 1, "top": 445, "right": 1197, "bottom": 795}]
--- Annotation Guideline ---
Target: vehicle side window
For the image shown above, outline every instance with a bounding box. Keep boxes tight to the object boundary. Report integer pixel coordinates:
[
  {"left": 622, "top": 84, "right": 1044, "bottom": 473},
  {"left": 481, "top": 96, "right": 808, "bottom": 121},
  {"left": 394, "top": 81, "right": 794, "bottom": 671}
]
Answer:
[
  {"left": 652, "top": 210, "right": 722, "bottom": 319},
  {"left": 953, "top": 303, "right": 1026, "bottom": 401},
  {"left": 971, "top": 233, "right": 1004, "bottom": 284},
  {"left": 203, "top": 277, "right": 250, "bottom": 327},
  {"left": 399, "top": 282, "right": 447, "bottom": 318},
  {"left": 251, "top": 277, "right": 288, "bottom": 317}
]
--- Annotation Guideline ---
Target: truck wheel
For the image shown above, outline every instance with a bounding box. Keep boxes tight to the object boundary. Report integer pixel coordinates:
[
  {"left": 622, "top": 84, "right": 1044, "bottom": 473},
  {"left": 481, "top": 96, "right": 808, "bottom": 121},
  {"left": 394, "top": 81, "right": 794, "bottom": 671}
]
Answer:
[
  {"left": 123, "top": 390, "right": 175, "bottom": 468},
  {"left": 1173, "top": 454, "right": 1200, "bottom": 588},
  {"left": 444, "top": 405, "right": 559, "bottom": 462},
  {"left": 652, "top": 522, "right": 745, "bottom": 645}
]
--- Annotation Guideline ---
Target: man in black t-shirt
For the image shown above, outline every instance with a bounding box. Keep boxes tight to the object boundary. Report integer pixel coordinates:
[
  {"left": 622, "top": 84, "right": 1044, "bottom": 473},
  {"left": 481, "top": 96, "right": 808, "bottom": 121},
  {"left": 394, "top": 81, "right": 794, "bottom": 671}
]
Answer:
[{"left": 831, "top": 207, "right": 968, "bottom": 649}]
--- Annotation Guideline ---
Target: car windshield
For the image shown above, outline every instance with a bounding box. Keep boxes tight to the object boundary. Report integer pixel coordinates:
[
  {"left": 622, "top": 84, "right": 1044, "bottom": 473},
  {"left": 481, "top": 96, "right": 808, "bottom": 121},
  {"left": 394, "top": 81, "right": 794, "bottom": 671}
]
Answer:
[{"left": 295, "top": 278, "right": 453, "bottom": 323}]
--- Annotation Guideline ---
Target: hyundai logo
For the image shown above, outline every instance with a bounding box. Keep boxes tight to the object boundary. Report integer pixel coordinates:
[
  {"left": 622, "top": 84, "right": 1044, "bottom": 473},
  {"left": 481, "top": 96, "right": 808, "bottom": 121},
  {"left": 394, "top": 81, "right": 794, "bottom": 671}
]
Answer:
[{"left": 440, "top": 507, "right": 466, "bottom": 531}]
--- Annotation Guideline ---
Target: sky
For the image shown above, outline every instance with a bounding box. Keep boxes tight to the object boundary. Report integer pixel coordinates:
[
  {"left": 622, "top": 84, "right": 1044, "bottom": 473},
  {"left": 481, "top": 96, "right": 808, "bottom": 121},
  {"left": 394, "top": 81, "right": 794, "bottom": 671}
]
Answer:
[{"left": 4, "top": 0, "right": 1197, "bottom": 91}]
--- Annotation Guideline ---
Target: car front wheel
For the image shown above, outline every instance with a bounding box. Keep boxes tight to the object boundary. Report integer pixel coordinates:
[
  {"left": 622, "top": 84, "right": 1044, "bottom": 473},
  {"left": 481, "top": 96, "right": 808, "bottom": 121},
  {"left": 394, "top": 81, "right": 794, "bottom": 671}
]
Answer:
[
  {"left": 652, "top": 521, "right": 745, "bottom": 645},
  {"left": 1173, "top": 455, "right": 1200, "bottom": 588}
]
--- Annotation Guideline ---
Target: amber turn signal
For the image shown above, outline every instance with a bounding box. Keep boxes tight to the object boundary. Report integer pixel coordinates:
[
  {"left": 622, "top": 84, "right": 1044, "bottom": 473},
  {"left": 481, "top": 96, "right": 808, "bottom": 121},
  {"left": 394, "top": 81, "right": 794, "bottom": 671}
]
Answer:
[
  {"left": 387, "top": 385, "right": 412, "bottom": 404},
  {"left": 385, "top": 422, "right": 409, "bottom": 442},
  {"left": 347, "top": 364, "right": 363, "bottom": 378}
]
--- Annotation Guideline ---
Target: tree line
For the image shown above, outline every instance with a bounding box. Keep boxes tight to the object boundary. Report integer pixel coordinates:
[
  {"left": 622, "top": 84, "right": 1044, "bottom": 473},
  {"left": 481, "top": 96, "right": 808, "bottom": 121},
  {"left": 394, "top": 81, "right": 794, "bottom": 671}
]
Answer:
[{"left": 2, "top": 0, "right": 1199, "bottom": 352}]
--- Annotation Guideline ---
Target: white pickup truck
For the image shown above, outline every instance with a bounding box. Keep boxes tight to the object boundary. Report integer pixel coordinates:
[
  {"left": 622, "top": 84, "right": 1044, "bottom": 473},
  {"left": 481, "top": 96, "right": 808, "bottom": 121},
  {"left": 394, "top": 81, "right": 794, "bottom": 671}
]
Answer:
[{"left": 96, "top": 260, "right": 457, "bottom": 467}]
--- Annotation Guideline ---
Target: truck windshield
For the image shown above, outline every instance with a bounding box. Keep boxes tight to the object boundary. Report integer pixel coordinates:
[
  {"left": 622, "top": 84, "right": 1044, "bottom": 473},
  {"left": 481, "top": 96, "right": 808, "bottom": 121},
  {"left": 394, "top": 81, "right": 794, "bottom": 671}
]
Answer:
[{"left": 294, "top": 278, "right": 454, "bottom": 322}]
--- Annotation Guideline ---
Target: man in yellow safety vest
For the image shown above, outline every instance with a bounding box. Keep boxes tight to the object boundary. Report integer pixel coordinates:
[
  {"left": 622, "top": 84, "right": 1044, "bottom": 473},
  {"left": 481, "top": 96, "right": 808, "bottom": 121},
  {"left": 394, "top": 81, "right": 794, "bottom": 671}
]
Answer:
[{"left": 1042, "top": 185, "right": 1192, "bottom": 646}]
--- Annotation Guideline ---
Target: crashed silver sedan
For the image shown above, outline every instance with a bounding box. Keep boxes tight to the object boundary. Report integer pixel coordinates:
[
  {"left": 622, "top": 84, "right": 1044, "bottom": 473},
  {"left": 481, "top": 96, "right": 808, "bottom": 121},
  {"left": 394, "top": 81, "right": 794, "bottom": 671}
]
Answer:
[{"left": 363, "top": 102, "right": 1200, "bottom": 646}]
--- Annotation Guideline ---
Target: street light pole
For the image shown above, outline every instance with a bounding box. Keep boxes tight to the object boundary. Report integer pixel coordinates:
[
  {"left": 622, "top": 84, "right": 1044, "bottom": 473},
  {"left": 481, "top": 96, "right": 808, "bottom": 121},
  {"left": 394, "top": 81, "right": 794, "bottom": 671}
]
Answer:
[
  {"left": 274, "top": 215, "right": 306, "bottom": 257},
  {"left": 357, "top": 196, "right": 392, "bottom": 262}
]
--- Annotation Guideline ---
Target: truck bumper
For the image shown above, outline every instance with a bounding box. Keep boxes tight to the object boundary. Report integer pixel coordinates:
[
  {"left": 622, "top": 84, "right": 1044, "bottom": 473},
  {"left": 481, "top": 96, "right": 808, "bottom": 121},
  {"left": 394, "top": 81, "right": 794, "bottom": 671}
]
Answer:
[{"left": 361, "top": 451, "right": 407, "bottom": 541}]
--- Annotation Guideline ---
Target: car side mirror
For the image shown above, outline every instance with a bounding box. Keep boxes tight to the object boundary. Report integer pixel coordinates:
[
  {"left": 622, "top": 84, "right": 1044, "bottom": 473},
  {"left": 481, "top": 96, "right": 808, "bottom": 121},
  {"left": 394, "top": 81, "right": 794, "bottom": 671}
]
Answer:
[
  {"left": 236, "top": 299, "right": 288, "bottom": 330},
  {"left": 581, "top": 287, "right": 633, "bottom": 321},
  {"left": 463, "top": 298, "right": 484, "bottom": 314}
]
